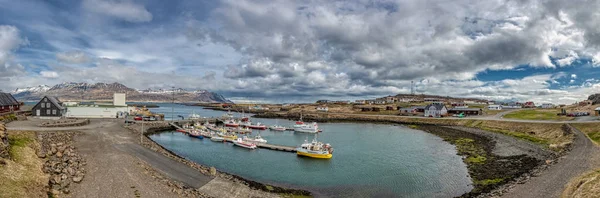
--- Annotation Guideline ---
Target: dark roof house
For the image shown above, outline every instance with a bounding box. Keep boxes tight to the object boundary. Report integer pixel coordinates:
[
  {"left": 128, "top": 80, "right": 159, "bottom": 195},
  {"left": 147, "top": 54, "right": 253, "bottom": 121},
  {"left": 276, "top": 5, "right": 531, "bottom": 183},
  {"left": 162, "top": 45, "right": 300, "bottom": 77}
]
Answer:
[
  {"left": 0, "top": 92, "right": 20, "bottom": 113},
  {"left": 32, "top": 96, "right": 65, "bottom": 117}
]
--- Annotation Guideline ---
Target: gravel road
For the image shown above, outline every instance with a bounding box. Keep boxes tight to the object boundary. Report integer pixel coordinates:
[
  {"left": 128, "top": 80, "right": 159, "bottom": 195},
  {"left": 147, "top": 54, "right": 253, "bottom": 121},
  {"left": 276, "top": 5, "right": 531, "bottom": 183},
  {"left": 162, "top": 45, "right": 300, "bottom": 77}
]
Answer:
[{"left": 501, "top": 124, "right": 600, "bottom": 198}]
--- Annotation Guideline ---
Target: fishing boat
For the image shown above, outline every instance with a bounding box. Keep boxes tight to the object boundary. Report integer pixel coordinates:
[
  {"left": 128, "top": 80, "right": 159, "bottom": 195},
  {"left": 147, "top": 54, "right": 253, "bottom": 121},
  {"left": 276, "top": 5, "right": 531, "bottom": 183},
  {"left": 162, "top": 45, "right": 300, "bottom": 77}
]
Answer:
[
  {"left": 294, "top": 122, "right": 320, "bottom": 133},
  {"left": 247, "top": 122, "right": 267, "bottom": 130},
  {"left": 176, "top": 129, "right": 187, "bottom": 133},
  {"left": 293, "top": 114, "right": 305, "bottom": 128},
  {"left": 296, "top": 135, "right": 333, "bottom": 159},
  {"left": 224, "top": 119, "right": 240, "bottom": 127},
  {"left": 187, "top": 130, "right": 204, "bottom": 139},
  {"left": 269, "top": 119, "right": 287, "bottom": 131},
  {"left": 243, "top": 133, "right": 267, "bottom": 144},
  {"left": 233, "top": 138, "right": 257, "bottom": 149},
  {"left": 218, "top": 133, "right": 238, "bottom": 140},
  {"left": 211, "top": 136, "right": 225, "bottom": 142},
  {"left": 239, "top": 117, "right": 252, "bottom": 127},
  {"left": 228, "top": 126, "right": 252, "bottom": 134},
  {"left": 188, "top": 110, "right": 201, "bottom": 120}
]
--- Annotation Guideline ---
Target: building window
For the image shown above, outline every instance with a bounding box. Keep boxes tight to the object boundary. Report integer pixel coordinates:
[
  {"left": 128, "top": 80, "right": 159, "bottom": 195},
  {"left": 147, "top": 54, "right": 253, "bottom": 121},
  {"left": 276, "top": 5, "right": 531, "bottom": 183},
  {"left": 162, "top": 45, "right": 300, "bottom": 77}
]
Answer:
[
  {"left": 46, "top": 109, "right": 50, "bottom": 115},
  {"left": 41, "top": 103, "right": 45, "bottom": 108},
  {"left": 44, "top": 98, "right": 47, "bottom": 102},
  {"left": 52, "top": 110, "right": 56, "bottom": 115},
  {"left": 46, "top": 103, "right": 51, "bottom": 108}
]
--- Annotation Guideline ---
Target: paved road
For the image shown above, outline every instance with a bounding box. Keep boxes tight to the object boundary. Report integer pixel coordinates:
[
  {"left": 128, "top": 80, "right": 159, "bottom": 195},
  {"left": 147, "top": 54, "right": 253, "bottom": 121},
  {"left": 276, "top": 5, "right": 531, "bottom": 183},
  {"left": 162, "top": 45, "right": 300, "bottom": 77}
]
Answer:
[
  {"left": 319, "top": 111, "right": 600, "bottom": 123},
  {"left": 501, "top": 124, "right": 600, "bottom": 198},
  {"left": 114, "top": 143, "right": 212, "bottom": 188}
]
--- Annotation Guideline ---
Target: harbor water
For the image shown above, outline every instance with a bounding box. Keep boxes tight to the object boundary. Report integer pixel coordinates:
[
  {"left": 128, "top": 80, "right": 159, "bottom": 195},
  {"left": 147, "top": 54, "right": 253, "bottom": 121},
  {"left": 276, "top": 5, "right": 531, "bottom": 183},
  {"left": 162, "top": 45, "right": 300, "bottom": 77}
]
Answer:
[{"left": 148, "top": 103, "right": 473, "bottom": 197}]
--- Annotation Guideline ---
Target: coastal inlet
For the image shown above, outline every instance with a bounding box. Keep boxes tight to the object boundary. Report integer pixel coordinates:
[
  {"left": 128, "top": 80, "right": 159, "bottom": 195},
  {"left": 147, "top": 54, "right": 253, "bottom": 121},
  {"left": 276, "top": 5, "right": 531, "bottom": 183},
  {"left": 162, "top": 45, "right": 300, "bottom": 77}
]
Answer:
[{"left": 148, "top": 104, "right": 473, "bottom": 197}]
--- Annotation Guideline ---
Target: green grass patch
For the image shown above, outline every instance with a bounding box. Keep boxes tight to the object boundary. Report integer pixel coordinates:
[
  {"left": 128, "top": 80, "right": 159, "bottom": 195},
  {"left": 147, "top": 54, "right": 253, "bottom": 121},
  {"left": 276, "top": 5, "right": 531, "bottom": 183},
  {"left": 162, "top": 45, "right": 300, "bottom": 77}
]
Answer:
[
  {"left": 466, "top": 155, "right": 487, "bottom": 164},
  {"left": 280, "top": 195, "right": 312, "bottom": 198},
  {"left": 475, "top": 178, "right": 504, "bottom": 186},
  {"left": 8, "top": 135, "right": 34, "bottom": 160},
  {"left": 477, "top": 126, "right": 549, "bottom": 146},
  {"left": 1, "top": 131, "right": 48, "bottom": 198},
  {"left": 587, "top": 131, "right": 600, "bottom": 145},
  {"left": 503, "top": 109, "right": 573, "bottom": 121},
  {"left": 407, "top": 125, "right": 418, "bottom": 129},
  {"left": 265, "top": 185, "right": 275, "bottom": 191}
]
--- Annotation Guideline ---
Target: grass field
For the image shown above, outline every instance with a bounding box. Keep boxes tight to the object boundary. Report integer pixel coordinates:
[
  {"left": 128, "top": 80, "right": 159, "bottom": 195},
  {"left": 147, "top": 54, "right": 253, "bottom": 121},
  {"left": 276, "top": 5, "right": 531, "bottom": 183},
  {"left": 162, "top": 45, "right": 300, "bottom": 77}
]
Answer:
[
  {"left": 0, "top": 131, "right": 48, "bottom": 198},
  {"left": 503, "top": 109, "right": 574, "bottom": 121},
  {"left": 562, "top": 169, "right": 600, "bottom": 198},
  {"left": 483, "top": 109, "right": 507, "bottom": 116}
]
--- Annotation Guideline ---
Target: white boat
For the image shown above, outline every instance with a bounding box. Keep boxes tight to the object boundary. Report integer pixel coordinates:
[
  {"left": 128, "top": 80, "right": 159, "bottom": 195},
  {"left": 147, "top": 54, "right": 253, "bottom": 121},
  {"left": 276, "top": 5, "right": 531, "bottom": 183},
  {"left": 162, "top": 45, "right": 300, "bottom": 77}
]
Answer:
[
  {"left": 294, "top": 122, "right": 320, "bottom": 133},
  {"left": 211, "top": 136, "right": 225, "bottom": 142},
  {"left": 293, "top": 114, "right": 305, "bottom": 128},
  {"left": 188, "top": 110, "right": 201, "bottom": 120},
  {"left": 233, "top": 138, "right": 257, "bottom": 149},
  {"left": 269, "top": 125, "right": 287, "bottom": 131},
  {"left": 270, "top": 120, "right": 286, "bottom": 131},
  {"left": 243, "top": 134, "right": 267, "bottom": 144}
]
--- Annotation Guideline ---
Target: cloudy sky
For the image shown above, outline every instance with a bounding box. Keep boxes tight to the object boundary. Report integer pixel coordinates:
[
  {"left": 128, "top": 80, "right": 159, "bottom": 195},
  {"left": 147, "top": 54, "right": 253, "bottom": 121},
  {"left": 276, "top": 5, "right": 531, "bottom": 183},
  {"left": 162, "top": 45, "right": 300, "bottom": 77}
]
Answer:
[{"left": 1, "top": 0, "right": 600, "bottom": 103}]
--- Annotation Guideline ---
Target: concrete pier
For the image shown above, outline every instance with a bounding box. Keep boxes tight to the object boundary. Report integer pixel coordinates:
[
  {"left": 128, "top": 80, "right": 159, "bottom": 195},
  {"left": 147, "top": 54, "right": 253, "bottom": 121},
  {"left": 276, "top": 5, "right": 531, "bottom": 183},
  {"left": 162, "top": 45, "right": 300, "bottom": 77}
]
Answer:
[{"left": 171, "top": 122, "right": 297, "bottom": 152}]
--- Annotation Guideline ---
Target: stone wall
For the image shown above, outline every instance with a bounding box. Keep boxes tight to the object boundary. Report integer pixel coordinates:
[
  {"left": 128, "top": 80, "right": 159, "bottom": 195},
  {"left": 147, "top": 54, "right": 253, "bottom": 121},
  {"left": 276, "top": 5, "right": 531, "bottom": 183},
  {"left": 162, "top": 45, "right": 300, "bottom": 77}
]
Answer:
[
  {"left": 38, "top": 119, "right": 90, "bottom": 128},
  {"left": 0, "top": 122, "right": 7, "bottom": 159}
]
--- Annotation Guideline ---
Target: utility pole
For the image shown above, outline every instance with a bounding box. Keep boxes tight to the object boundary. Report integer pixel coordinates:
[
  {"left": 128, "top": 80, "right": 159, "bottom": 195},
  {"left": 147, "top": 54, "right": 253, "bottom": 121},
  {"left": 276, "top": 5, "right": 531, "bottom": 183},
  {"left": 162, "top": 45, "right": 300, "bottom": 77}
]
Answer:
[
  {"left": 411, "top": 81, "right": 414, "bottom": 95},
  {"left": 140, "top": 120, "right": 144, "bottom": 144},
  {"left": 171, "top": 86, "right": 175, "bottom": 122}
]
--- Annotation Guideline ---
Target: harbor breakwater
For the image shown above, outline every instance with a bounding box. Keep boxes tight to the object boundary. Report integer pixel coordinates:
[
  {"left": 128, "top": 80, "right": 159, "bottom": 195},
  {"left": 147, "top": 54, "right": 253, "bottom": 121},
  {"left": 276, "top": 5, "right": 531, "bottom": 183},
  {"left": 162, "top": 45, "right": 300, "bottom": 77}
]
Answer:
[{"left": 125, "top": 122, "right": 312, "bottom": 197}]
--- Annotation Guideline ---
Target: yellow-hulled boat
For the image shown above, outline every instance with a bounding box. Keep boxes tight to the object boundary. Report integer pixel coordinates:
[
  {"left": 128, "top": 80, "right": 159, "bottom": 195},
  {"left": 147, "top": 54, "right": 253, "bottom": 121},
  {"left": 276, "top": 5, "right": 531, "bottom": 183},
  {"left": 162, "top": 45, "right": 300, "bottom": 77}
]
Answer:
[
  {"left": 296, "top": 136, "right": 333, "bottom": 159},
  {"left": 219, "top": 133, "right": 238, "bottom": 140}
]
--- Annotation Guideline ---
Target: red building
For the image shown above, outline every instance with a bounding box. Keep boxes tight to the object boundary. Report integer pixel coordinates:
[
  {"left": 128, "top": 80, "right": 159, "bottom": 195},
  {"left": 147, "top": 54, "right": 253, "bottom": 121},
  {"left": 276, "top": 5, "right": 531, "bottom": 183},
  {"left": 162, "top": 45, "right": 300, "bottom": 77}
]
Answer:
[
  {"left": 0, "top": 92, "right": 20, "bottom": 113},
  {"left": 523, "top": 101, "right": 536, "bottom": 108}
]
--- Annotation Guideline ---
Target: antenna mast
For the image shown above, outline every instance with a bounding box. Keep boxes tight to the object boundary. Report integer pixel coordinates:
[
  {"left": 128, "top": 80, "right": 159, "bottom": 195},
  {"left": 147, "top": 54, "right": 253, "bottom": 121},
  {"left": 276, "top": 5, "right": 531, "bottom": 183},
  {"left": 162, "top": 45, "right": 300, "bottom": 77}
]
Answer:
[{"left": 411, "top": 81, "right": 414, "bottom": 95}]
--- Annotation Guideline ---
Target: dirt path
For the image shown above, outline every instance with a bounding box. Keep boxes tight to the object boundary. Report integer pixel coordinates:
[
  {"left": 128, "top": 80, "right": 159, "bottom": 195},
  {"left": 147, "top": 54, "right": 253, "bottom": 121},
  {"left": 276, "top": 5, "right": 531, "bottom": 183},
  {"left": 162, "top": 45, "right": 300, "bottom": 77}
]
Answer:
[
  {"left": 501, "top": 124, "right": 600, "bottom": 198},
  {"left": 70, "top": 121, "right": 183, "bottom": 197}
]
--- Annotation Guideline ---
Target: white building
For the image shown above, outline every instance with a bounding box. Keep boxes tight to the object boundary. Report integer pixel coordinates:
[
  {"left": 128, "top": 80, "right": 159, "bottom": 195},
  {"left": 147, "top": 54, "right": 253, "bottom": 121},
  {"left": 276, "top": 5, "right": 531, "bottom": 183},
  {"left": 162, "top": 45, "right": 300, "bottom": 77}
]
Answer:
[
  {"left": 541, "top": 103, "right": 554, "bottom": 109},
  {"left": 65, "top": 93, "right": 129, "bottom": 118},
  {"left": 488, "top": 105, "right": 502, "bottom": 110},
  {"left": 316, "top": 106, "right": 329, "bottom": 112},
  {"left": 424, "top": 103, "right": 448, "bottom": 117}
]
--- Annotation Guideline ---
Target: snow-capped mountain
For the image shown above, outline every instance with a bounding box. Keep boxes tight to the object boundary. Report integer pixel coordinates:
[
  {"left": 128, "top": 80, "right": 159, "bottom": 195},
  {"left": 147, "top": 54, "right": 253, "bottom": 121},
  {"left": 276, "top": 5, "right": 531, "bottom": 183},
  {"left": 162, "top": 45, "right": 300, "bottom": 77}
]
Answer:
[
  {"left": 12, "top": 85, "right": 51, "bottom": 94},
  {"left": 11, "top": 82, "right": 232, "bottom": 103}
]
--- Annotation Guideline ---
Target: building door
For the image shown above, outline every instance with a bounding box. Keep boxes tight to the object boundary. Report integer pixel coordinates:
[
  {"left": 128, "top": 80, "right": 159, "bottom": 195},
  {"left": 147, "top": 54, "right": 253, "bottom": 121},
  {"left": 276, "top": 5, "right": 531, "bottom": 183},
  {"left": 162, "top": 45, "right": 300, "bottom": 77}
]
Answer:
[{"left": 36, "top": 109, "right": 40, "bottom": 116}]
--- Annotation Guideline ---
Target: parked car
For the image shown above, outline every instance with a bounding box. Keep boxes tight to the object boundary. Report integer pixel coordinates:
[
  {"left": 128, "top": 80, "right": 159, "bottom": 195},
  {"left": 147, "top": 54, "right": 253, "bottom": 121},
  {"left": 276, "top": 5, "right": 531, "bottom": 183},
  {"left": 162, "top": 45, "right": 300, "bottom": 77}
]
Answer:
[{"left": 134, "top": 116, "right": 143, "bottom": 121}]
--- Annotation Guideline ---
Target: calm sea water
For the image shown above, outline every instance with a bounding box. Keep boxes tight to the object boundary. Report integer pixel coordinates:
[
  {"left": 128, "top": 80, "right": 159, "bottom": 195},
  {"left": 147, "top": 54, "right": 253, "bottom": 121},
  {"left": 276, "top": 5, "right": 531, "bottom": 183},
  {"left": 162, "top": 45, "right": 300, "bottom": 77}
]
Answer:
[{"left": 148, "top": 103, "right": 473, "bottom": 197}]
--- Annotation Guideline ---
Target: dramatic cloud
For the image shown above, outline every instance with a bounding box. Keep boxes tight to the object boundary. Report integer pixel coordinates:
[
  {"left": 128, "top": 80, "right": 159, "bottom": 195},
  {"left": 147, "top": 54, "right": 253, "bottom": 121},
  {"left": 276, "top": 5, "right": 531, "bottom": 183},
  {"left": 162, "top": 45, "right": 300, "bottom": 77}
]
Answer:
[
  {"left": 56, "top": 51, "right": 91, "bottom": 64},
  {"left": 40, "top": 71, "right": 59, "bottom": 78},
  {"left": 83, "top": 0, "right": 153, "bottom": 22},
  {"left": 0, "top": 25, "right": 27, "bottom": 80},
  {"left": 2, "top": 0, "right": 600, "bottom": 104}
]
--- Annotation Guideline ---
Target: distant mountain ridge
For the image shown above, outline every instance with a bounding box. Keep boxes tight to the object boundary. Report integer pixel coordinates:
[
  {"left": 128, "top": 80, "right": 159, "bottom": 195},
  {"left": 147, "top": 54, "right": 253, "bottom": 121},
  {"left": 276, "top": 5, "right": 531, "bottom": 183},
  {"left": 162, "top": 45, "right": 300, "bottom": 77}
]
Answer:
[{"left": 11, "top": 82, "right": 232, "bottom": 103}]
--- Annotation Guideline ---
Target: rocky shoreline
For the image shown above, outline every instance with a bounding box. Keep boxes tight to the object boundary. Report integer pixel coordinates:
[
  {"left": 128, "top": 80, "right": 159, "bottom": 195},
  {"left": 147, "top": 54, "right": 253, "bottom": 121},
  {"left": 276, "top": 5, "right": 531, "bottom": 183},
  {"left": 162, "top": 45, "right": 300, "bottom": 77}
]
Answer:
[{"left": 125, "top": 122, "right": 312, "bottom": 197}]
